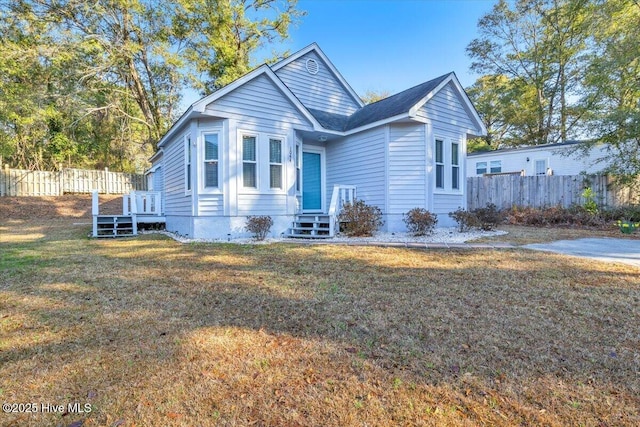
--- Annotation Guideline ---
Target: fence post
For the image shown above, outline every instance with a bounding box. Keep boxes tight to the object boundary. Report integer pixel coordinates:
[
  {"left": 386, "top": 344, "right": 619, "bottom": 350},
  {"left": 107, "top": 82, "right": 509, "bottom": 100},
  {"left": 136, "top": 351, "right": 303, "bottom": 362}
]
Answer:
[
  {"left": 104, "top": 167, "right": 110, "bottom": 194},
  {"left": 1, "top": 164, "right": 7, "bottom": 197}
]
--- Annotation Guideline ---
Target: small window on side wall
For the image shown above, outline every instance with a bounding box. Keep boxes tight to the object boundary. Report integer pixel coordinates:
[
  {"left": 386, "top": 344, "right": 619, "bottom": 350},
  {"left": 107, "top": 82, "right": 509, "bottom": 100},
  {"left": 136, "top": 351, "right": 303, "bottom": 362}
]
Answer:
[
  {"left": 242, "top": 135, "right": 257, "bottom": 188},
  {"left": 185, "top": 135, "right": 192, "bottom": 193},
  {"left": 435, "top": 139, "right": 444, "bottom": 189},
  {"left": 490, "top": 160, "right": 502, "bottom": 173},
  {"left": 204, "top": 133, "right": 219, "bottom": 188},
  {"left": 451, "top": 142, "right": 460, "bottom": 190},
  {"left": 476, "top": 161, "right": 487, "bottom": 175},
  {"left": 269, "top": 138, "right": 282, "bottom": 189}
]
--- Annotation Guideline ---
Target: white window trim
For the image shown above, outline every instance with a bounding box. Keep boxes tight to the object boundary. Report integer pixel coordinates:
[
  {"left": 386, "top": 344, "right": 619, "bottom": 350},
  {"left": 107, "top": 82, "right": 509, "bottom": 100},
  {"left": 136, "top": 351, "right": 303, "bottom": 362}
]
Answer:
[
  {"left": 184, "top": 133, "right": 193, "bottom": 196},
  {"left": 433, "top": 136, "right": 463, "bottom": 195},
  {"left": 199, "top": 129, "right": 223, "bottom": 194},
  {"left": 534, "top": 158, "right": 548, "bottom": 176},
  {"left": 476, "top": 161, "right": 488, "bottom": 175},
  {"left": 240, "top": 132, "right": 259, "bottom": 192},
  {"left": 301, "top": 145, "right": 326, "bottom": 213},
  {"left": 452, "top": 142, "right": 460, "bottom": 190},
  {"left": 435, "top": 138, "right": 445, "bottom": 190},
  {"left": 295, "top": 141, "right": 302, "bottom": 195},
  {"left": 237, "top": 130, "right": 288, "bottom": 195},
  {"left": 266, "top": 134, "right": 287, "bottom": 193},
  {"left": 489, "top": 160, "right": 502, "bottom": 174}
]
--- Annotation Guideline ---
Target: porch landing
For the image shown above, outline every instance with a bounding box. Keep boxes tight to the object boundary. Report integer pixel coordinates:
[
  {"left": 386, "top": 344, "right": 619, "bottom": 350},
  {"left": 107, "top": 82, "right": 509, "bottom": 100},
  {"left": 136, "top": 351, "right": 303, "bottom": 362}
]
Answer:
[{"left": 92, "top": 190, "right": 164, "bottom": 238}]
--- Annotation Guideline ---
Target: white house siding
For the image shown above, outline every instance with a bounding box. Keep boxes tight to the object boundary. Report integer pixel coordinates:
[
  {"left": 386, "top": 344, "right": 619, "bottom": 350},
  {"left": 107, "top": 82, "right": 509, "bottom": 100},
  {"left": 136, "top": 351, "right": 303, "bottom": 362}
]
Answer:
[
  {"left": 433, "top": 194, "right": 465, "bottom": 216},
  {"left": 387, "top": 123, "right": 427, "bottom": 231},
  {"left": 418, "top": 81, "right": 476, "bottom": 133},
  {"left": 198, "top": 195, "right": 224, "bottom": 216},
  {"left": 274, "top": 51, "right": 360, "bottom": 115},
  {"left": 206, "top": 74, "right": 313, "bottom": 131},
  {"left": 467, "top": 144, "right": 609, "bottom": 177},
  {"left": 325, "top": 127, "right": 386, "bottom": 215},
  {"left": 430, "top": 122, "right": 467, "bottom": 227},
  {"left": 189, "top": 74, "right": 315, "bottom": 238},
  {"left": 163, "top": 135, "right": 192, "bottom": 216}
]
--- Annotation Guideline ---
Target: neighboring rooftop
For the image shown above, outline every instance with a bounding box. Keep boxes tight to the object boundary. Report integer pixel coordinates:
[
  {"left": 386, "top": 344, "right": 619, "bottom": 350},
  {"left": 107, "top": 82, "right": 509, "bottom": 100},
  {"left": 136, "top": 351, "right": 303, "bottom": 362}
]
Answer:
[{"left": 468, "top": 140, "right": 586, "bottom": 156}]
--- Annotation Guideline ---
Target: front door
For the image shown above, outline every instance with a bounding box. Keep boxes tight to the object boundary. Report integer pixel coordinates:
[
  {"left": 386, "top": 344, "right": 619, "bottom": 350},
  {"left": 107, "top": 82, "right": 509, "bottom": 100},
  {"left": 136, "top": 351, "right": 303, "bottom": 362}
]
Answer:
[{"left": 302, "top": 151, "right": 322, "bottom": 211}]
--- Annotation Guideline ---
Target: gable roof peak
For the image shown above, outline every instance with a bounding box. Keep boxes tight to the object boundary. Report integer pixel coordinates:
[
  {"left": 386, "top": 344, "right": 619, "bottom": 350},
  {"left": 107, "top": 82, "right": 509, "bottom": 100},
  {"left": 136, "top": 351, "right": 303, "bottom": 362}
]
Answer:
[{"left": 270, "top": 43, "right": 364, "bottom": 108}]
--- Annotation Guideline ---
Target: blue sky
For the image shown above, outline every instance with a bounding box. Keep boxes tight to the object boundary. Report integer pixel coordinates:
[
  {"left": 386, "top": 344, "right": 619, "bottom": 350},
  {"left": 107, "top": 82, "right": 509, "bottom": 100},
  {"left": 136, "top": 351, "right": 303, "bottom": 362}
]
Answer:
[{"left": 182, "top": 0, "right": 495, "bottom": 108}]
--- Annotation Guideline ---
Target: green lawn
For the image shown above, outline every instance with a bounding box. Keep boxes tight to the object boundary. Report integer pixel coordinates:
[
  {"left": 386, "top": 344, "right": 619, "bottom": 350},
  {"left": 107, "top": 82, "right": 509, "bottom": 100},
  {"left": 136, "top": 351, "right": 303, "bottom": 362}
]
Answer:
[{"left": 1, "top": 219, "right": 639, "bottom": 426}]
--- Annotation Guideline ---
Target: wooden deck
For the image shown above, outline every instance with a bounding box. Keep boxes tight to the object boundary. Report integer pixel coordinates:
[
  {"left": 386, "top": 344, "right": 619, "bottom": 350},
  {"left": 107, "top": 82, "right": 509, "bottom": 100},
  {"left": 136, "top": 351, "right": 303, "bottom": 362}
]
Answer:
[{"left": 92, "top": 190, "right": 164, "bottom": 238}]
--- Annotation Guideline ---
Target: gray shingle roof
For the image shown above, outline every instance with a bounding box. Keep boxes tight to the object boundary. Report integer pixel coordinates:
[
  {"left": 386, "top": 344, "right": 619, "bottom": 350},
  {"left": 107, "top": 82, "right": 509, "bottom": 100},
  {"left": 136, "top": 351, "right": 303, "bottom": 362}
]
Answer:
[
  {"left": 305, "top": 73, "right": 452, "bottom": 132},
  {"left": 345, "top": 73, "right": 452, "bottom": 131},
  {"left": 306, "top": 108, "right": 350, "bottom": 132}
]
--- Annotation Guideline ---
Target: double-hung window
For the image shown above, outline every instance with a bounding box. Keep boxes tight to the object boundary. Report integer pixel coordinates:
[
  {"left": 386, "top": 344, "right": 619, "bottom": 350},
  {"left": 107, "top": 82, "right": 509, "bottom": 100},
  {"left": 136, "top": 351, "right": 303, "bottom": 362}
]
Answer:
[
  {"left": 185, "top": 135, "right": 192, "bottom": 193},
  {"left": 490, "top": 160, "right": 502, "bottom": 173},
  {"left": 242, "top": 135, "right": 257, "bottom": 188},
  {"left": 269, "top": 138, "right": 283, "bottom": 189},
  {"left": 204, "top": 133, "right": 219, "bottom": 188},
  {"left": 476, "top": 162, "right": 487, "bottom": 175},
  {"left": 435, "top": 139, "right": 444, "bottom": 189},
  {"left": 451, "top": 142, "right": 460, "bottom": 190}
]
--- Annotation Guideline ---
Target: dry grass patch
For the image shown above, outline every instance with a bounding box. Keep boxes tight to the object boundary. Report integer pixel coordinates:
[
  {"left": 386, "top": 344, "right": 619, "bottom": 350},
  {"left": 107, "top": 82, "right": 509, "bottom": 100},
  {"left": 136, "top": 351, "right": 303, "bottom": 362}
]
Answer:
[{"left": 1, "top": 219, "right": 639, "bottom": 426}]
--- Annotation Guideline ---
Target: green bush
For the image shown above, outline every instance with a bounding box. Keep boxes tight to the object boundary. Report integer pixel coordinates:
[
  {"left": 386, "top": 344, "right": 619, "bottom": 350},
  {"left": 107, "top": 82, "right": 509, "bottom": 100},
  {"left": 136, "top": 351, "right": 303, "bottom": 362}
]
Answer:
[
  {"left": 338, "top": 200, "right": 383, "bottom": 237},
  {"left": 581, "top": 187, "right": 599, "bottom": 216},
  {"left": 245, "top": 215, "right": 273, "bottom": 240},
  {"left": 403, "top": 208, "right": 438, "bottom": 236},
  {"left": 448, "top": 207, "right": 480, "bottom": 232},
  {"left": 472, "top": 203, "right": 503, "bottom": 231}
]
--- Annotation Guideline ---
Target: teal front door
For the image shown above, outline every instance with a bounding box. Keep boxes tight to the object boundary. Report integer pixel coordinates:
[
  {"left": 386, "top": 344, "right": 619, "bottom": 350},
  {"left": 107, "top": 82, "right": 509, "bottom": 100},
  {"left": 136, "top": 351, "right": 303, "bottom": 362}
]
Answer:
[{"left": 302, "top": 152, "right": 322, "bottom": 211}]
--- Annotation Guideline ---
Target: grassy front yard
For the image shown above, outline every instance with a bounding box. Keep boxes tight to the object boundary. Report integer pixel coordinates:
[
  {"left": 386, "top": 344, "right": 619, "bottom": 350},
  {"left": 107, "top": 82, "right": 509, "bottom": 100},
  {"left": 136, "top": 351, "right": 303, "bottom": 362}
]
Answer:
[{"left": 1, "top": 217, "right": 639, "bottom": 426}]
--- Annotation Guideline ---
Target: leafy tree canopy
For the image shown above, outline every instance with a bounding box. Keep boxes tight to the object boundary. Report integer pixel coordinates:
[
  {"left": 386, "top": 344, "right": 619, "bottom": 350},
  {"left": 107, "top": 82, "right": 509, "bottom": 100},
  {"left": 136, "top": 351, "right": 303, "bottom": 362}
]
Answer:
[{"left": 0, "top": 0, "right": 304, "bottom": 171}]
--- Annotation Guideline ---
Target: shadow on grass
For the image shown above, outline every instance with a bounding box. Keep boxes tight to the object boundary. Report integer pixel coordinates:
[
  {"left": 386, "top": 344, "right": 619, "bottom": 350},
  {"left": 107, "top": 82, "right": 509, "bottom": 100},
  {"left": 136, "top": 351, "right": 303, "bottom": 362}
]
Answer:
[{"left": 1, "top": 222, "right": 639, "bottom": 426}]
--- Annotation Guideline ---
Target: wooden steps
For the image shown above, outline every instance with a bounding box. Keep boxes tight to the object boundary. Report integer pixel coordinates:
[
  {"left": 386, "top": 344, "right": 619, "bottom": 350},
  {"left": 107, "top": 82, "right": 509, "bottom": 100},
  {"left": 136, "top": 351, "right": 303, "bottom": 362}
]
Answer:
[
  {"left": 285, "top": 214, "right": 333, "bottom": 239},
  {"left": 94, "top": 215, "right": 136, "bottom": 238}
]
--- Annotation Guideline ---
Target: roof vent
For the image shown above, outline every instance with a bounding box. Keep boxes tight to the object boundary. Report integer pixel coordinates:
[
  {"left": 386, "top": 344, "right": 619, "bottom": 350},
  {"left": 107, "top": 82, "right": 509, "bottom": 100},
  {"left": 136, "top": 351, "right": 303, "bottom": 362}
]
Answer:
[{"left": 306, "top": 58, "right": 319, "bottom": 75}]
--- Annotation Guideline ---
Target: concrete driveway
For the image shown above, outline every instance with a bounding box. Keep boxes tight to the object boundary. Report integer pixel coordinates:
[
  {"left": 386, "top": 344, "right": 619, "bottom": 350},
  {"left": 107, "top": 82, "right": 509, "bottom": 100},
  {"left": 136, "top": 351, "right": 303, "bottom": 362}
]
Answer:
[{"left": 524, "top": 238, "right": 640, "bottom": 268}]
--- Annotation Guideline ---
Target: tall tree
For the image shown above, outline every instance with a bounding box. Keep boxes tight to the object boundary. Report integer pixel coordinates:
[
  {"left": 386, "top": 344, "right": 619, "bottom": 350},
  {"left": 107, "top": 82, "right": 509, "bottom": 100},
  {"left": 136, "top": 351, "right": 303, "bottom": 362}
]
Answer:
[
  {"left": 0, "top": 0, "right": 303, "bottom": 171},
  {"left": 467, "top": 0, "right": 591, "bottom": 146},
  {"left": 580, "top": 0, "right": 640, "bottom": 184}
]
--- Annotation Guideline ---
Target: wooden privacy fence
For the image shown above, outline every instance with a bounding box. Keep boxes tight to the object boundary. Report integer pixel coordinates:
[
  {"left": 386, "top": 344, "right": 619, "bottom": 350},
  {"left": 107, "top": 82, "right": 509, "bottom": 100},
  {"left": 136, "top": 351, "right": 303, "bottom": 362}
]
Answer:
[
  {"left": 467, "top": 174, "right": 639, "bottom": 210},
  {"left": 0, "top": 166, "right": 147, "bottom": 196}
]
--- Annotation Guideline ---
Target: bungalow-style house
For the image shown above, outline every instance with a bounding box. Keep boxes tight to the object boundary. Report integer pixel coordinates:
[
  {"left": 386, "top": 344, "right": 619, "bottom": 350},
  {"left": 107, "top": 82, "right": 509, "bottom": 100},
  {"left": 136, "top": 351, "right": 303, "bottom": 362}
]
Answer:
[
  {"left": 467, "top": 141, "right": 609, "bottom": 177},
  {"left": 148, "top": 43, "right": 486, "bottom": 239}
]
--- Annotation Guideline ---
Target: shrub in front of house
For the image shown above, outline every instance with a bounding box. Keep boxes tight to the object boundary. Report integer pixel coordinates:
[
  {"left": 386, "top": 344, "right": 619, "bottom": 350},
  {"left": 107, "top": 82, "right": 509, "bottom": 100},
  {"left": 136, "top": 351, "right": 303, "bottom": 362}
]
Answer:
[
  {"left": 448, "top": 207, "right": 480, "bottom": 232},
  {"left": 245, "top": 215, "right": 273, "bottom": 240},
  {"left": 403, "top": 207, "right": 438, "bottom": 236},
  {"left": 338, "top": 200, "right": 383, "bottom": 237},
  {"left": 472, "top": 203, "right": 503, "bottom": 231}
]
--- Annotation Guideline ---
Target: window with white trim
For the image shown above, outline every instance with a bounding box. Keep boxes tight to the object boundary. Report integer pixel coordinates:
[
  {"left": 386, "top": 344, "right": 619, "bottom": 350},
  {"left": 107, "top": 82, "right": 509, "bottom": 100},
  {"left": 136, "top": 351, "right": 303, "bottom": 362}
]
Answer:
[
  {"left": 535, "top": 159, "right": 547, "bottom": 175},
  {"left": 452, "top": 142, "right": 460, "bottom": 190},
  {"left": 269, "top": 138, "right": 283, "bottom": 189},
  {"left": 242, "top": 135, "right": 257, "bottom": 188},
  {"left": 435, "top": 139, "right": 444, "bottom": 189},
  {"left": 203, "top": 133, "right": 219, "bottom": 188},
  {"left": 476, "top": 161, "right": 487, "bottom": 175},
  {"left": 490, "top": 160, "right": 502, "bottom": 174},
  {"left": 185, "top": 134, "right": 192, "bottom": 193},
  {"left": 295, "top": 143, "right": 301, "bottom": 193}
]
